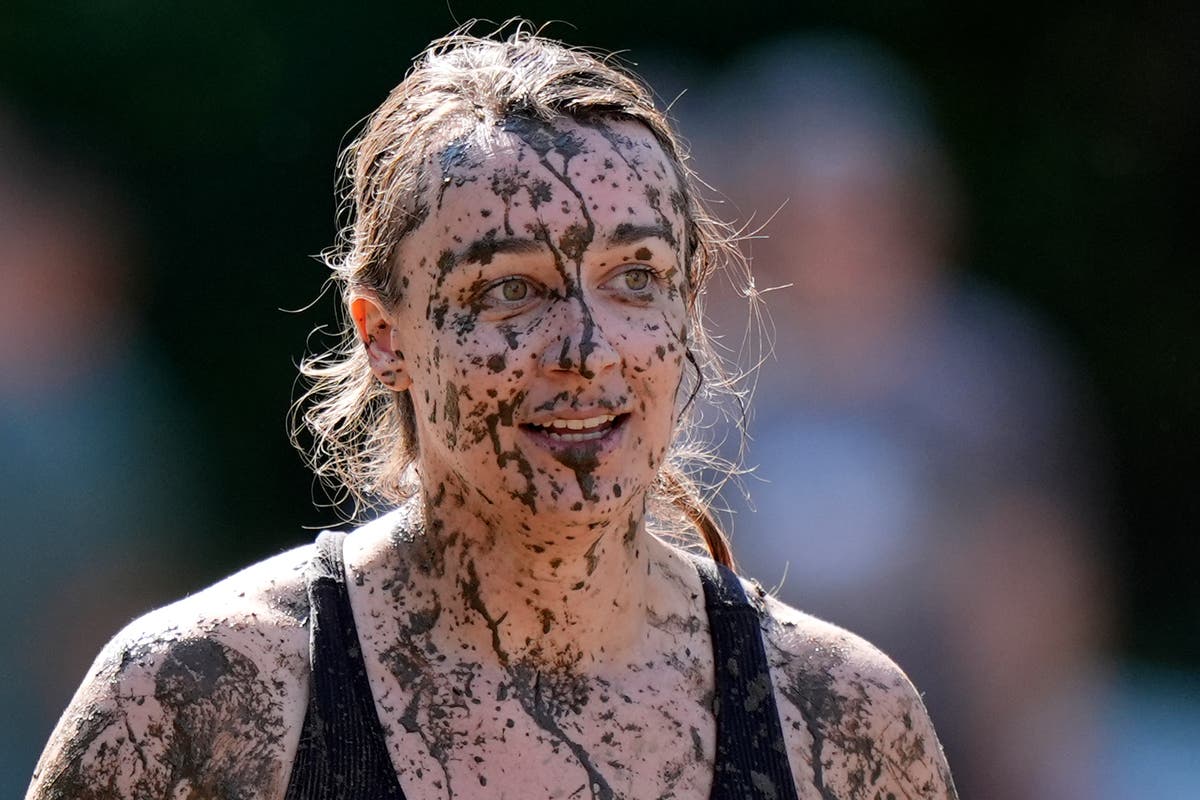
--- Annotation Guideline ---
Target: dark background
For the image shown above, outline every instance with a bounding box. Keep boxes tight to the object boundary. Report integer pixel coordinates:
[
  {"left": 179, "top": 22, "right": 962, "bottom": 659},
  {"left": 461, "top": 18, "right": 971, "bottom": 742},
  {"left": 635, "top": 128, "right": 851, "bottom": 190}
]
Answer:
[{"left": 1, "top": 0, "right": 1195, "bottom": 673}]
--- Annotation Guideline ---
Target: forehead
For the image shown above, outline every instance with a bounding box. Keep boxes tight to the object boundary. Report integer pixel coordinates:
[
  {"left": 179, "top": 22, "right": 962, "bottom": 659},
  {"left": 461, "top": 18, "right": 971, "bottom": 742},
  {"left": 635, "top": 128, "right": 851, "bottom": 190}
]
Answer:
[
  {"left": 421, "top": 116, "right": 687, "bottom": 248},
  {"left": 437, "top": 116, "right": 676, "bottom": 183}
]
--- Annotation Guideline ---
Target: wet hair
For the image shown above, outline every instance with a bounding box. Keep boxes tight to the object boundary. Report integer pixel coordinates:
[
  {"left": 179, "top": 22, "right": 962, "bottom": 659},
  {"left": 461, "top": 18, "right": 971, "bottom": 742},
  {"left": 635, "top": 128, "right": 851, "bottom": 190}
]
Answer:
[{"left": 294, "top": 23, "right": 742, "bottom": 567}]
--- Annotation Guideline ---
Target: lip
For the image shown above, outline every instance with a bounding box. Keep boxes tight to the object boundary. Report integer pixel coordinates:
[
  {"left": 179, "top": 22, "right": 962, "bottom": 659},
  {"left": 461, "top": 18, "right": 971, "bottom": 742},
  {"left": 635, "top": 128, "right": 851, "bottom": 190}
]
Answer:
[{"left": 519, "top": 412, "right": 630, "bottom": 458}]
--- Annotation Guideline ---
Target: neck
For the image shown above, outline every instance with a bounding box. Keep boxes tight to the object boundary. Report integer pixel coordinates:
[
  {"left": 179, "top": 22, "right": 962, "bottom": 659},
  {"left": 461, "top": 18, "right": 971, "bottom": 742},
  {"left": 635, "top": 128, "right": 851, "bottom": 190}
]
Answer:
[{"left": 389, "top": 479, "right": 664, "bottom": 669}]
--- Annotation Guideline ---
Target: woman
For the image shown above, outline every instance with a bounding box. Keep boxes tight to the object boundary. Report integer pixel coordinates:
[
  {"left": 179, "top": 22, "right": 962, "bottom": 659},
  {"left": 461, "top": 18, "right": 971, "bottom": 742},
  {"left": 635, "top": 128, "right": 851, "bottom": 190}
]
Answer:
[{"left": 28, "top": 27, "right": 957, "bottom": 800}]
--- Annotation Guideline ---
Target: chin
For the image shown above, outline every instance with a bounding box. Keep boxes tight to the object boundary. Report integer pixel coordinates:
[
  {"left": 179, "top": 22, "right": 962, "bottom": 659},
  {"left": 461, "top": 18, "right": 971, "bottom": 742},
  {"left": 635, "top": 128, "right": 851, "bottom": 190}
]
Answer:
[{"left": 487, "top": 469, "right": 647, "bottom": 532}]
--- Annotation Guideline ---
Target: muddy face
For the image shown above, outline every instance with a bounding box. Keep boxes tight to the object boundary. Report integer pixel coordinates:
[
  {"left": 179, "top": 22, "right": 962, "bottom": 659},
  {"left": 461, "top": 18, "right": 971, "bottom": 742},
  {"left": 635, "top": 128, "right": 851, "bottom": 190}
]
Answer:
[{"left": 388, "top": 117, "right": 690, "bottom": 523}]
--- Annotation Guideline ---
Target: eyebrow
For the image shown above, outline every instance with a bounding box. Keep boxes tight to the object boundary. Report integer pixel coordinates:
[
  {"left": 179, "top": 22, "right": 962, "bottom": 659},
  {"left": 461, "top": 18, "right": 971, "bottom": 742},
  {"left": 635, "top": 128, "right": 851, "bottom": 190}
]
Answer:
[
  {"left": 607, "top": 222, "right": 674, "bottom": 247},
  {"left": 451, "top": 224, "right": 672, "bottom": 270},
  {"left": 458, "top": 236, "right": 545, "bottom": 267}
]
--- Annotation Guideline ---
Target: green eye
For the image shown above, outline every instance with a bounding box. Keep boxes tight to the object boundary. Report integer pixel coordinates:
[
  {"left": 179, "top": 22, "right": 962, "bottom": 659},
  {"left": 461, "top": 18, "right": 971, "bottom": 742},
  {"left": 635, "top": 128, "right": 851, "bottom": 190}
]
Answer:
[
  {"left": 501, "top": 278, "right": 529, "bottom": 301},
  {"left": 623, "top": 269, "right": 651, "bottom": 291}
]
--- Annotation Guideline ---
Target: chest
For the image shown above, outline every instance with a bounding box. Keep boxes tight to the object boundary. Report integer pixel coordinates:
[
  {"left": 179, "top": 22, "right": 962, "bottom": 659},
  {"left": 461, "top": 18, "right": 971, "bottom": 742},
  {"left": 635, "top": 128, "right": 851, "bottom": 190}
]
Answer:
[
  {"left": 359, "top": 640, "right": 718, "bottom": 800},
  {"left": 343, "top": 582, "right": 720, "bottom": 800}
]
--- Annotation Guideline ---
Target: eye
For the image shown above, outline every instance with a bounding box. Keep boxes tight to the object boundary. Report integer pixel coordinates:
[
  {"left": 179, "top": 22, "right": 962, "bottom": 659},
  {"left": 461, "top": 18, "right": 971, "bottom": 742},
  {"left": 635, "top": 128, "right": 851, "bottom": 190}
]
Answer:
[
  {"left": 500, "top": 278, "right": 529, "bottom": 302},
  {"left": 622, "top": 268, "right": 652, "bottom": 291},
  {"left": 603, "top": 265, "right": 659, "bottom": 299},
  {"left": 477, "top": 276, "right": 540, "bottom": 312}
]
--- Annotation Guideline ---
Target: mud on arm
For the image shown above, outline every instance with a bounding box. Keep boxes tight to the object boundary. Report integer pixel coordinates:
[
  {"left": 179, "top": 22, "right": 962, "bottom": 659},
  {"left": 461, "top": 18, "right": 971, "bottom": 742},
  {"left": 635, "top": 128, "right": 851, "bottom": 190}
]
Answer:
[
  {"left": 26, "top": 613, "right": 308, "bottom": 800},
  {"left": 764, "top": 602, "right": 960, "bottom": 800}
]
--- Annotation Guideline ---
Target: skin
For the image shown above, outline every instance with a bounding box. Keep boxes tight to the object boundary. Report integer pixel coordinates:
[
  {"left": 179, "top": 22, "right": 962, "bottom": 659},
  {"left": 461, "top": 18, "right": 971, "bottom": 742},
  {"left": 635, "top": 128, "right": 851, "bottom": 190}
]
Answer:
[{"left": 27, "top": 117, "right": 957, "bottom": 800}]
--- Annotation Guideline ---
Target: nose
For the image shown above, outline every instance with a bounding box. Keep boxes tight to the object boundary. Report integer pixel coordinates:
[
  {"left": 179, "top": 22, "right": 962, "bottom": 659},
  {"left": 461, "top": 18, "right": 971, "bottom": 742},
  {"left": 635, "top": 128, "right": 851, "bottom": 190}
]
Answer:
[{"left": 540, "top": 294, "right": 619, "bottom": 380}]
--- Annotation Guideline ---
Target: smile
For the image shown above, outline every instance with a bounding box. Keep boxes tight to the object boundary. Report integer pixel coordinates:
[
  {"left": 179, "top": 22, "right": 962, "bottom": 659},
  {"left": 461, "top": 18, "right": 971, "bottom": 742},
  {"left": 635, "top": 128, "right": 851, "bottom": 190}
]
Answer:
[
  {"left": 528, "top": 414, "right": 617, "bottom": 441},
  {"left": 521, "top": 413, "right": 628, "bottom": 444}
]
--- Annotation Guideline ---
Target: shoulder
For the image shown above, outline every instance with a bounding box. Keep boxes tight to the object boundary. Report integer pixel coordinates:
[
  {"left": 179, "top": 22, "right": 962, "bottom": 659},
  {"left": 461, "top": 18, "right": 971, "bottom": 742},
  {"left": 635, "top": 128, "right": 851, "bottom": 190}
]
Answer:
[
  {"left": 756, "top": 588, "right": 959, "bottom": 800},
  {"left": 27, "top": 543, "right": 315, "bottom": 800}
]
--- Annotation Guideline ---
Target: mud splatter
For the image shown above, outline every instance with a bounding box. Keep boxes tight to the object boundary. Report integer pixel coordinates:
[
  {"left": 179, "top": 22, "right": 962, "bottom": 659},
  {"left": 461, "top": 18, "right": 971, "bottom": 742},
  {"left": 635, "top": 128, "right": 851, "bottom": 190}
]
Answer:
[
  {"left": 461, "top": 560, "right": 510, "bottom": 665},
  {"left": 481, "top": 390, "right": 537, "bottom": 512},
  {"left": 462, "top": 227, "right": 502, "bottom": 266},
  {"left": 576, "top": 119, "right": 644, "bottom": 181},
  {"left": 583, "top": 533, "right": 604, "bottom": 576},
  {"left": 770, "top": 638, "right": 955, "bottom": 800},
  {"left": 436, "top": 140, "right": 481, "bottom": 208},
  {"left": 504, "top": 656, "right": 612, "bottom": 800},
  {"left": 444, "top": 382, "right": 460, "bottom": 447},
  {"left": 550, "top": 442, "right": 600, "bottom": 503},
  {"left": 33, "top": 637, "right": 288, "bottom": 800},
  {"left": 642, "top": 185, "right": 679, "bottom": 248}
]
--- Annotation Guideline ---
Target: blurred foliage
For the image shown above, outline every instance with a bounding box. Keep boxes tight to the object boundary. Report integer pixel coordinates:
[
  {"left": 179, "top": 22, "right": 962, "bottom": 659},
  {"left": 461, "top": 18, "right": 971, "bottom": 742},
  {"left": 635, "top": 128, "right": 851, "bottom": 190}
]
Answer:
[{"left": 1, "top": 0, "right": 1195, "bottom": 665}]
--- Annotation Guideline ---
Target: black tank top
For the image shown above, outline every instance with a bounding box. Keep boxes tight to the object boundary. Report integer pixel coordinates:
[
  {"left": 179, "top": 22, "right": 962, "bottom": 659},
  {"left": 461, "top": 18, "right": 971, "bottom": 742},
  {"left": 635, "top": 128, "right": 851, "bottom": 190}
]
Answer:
[{"left": 284, "top": 532, "right": 800, "bottom": 800}]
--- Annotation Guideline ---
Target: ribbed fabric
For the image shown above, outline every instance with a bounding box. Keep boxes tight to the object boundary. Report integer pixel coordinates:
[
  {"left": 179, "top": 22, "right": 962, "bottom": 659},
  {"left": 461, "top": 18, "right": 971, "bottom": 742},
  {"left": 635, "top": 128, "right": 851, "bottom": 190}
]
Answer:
[
  {"left": 694, "top": 557, "right": 803, "bottom": 800},
  {"left": 283, "top": 531, "right": 407, "bottom": 800},
  {"left": 284, "top": 534, "right": 799, "bottom": 800}
]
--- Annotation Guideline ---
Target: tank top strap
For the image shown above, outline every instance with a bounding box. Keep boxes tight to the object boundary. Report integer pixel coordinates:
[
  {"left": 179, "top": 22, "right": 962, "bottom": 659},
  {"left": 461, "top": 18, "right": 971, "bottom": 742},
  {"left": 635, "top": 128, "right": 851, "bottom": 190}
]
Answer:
[
  {"left": 692, "top": 556, "right": 802, "bottom": 800},
  {"left": 283, "top": 531, "right": 408, "bottom": 800}
]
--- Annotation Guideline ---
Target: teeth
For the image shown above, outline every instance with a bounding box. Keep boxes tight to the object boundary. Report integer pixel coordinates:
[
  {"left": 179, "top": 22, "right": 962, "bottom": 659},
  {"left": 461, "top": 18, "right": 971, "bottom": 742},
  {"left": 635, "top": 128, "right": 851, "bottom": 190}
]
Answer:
[
  {"left": 545, "top": 414, "right": 614, "bottom": 431},
  {"left": 555, "top": 431, "right": 603, "bottom": 442},
  {"left": 530, "top": 414, "right": 618, "bottom": 441}
]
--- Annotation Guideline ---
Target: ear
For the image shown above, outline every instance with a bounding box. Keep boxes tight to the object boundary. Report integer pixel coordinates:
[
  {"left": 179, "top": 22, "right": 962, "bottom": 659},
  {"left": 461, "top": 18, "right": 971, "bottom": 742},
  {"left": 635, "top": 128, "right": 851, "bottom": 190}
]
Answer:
[{"left": 350, "top": 292, "right": 412, "bottom": 392}]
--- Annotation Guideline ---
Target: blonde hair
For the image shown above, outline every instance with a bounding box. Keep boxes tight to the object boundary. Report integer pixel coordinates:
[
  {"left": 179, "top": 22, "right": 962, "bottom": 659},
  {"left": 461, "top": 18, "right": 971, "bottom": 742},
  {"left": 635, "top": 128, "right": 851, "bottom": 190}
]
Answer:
[{"left": 293, "top": 23, "right": 745, "bottom": 567}]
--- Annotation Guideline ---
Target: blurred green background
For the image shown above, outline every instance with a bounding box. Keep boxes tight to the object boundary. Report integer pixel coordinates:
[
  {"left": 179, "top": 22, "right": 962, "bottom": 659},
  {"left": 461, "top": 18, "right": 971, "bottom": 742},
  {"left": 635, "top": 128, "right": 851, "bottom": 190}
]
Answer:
[
  {"left": 6, "top": 0, "right": 1193, "bottom": 660},
  {"left": 1, "top": 0, "right": 1196, "bottom": 793}
]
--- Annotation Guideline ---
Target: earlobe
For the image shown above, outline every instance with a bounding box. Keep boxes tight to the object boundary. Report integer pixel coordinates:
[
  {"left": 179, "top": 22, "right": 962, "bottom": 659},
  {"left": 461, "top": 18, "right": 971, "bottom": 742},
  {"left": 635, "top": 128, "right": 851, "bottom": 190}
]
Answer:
[{"left": 350, "top": 294, "right": 412, "bottom": 392}]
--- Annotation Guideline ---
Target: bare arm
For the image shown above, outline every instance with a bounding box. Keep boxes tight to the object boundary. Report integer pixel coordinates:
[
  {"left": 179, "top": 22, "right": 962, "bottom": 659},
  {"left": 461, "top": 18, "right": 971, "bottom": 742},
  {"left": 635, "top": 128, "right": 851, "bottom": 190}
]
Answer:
[
  {"left": 27, "top": 550, "right": 312, "bottom": 800},
  {"left": 763, "top": 596, "right": 959, "bottom": 800}
]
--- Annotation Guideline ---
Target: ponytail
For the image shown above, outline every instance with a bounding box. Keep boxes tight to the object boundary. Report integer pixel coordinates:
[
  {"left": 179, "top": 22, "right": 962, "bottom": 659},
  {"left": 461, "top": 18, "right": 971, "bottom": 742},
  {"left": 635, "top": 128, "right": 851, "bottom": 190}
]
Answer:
[{"left": 661, "top": 469, "right": 734, "bottom": 569}]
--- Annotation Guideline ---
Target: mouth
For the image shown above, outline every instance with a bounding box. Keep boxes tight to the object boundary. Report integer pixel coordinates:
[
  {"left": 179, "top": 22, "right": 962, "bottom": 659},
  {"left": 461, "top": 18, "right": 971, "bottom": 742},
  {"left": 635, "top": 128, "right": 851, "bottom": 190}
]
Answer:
[{"left": 520, "top": 413, "right": 629, "bottom": 444}]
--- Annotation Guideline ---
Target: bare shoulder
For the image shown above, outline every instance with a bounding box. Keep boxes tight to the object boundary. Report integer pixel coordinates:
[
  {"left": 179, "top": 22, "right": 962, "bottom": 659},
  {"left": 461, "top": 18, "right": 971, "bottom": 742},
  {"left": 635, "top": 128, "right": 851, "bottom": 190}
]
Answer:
[
  {"left": 757, "top": 589, "right": 959, "bottom": 800},
  {"left": 27, "top": 544, "right": 315, "bottom": 800}
]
